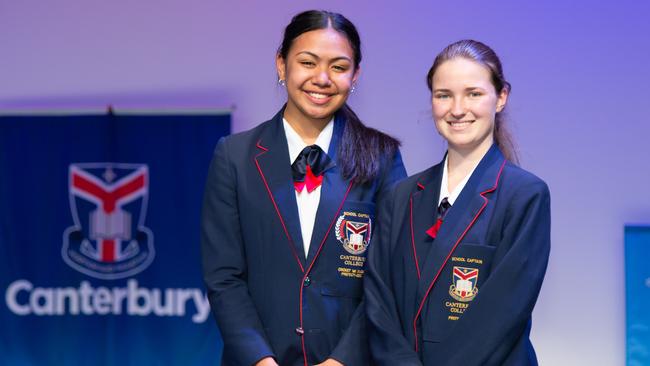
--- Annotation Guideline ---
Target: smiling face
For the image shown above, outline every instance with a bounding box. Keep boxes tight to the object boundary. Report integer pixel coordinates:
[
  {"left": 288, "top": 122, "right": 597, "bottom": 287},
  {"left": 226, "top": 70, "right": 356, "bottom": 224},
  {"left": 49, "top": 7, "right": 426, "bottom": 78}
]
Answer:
[
  {"left": 277, "top": 27, "right": 359, "bottom": 128},
  {"left": 431, "top": 57, "right": 508, "bottom": 156}
]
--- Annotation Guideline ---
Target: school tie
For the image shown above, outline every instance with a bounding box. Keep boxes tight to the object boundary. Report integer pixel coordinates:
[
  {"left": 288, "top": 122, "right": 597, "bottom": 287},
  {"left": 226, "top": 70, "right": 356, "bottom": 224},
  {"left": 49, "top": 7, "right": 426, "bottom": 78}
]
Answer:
[
  {"left": 426, "top": 197, "right": 452, "bottom": 239},
  {"left": 291, "top": 145, "right": 334, "bottom": 193}
]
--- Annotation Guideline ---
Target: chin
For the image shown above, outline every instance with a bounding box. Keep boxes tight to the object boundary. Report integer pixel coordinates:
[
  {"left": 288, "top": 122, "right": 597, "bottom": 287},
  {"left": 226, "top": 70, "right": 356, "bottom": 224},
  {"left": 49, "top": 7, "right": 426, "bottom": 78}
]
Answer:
[{"left": 305, "top": 107, "right": 337, "bottom": 121}]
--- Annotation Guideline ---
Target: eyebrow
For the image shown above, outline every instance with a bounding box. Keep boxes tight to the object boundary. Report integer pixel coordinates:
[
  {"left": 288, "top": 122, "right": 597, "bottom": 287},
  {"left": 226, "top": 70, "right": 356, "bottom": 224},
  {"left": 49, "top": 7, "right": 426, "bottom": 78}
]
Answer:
[
  {"left": 433, "top": 87, "right": 486, "bottom": 92},
  {"left": 296, "top": 51, "right": 352, "bottom": 63}
]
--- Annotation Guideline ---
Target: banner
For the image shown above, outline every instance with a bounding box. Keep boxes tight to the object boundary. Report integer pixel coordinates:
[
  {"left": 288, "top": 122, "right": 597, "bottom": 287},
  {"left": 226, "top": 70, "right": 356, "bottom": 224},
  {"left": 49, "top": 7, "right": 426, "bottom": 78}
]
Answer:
[
  {"left": 626, "top": 225, "right": 650, "bottom": 366},
  {"left": 0, "top": 111, "right": 229, "bottom": 365}
]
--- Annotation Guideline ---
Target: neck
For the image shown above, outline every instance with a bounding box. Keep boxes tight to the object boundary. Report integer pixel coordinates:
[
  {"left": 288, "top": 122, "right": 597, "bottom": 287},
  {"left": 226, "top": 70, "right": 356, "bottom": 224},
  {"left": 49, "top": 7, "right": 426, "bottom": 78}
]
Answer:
[
  {"left": 283, "top": 111, "right": 331, "bottom": 146},
  {"left": 446, "top": 141, "right": 492, "bottom": 192},
  {"left": 286, "top": 120, "right": 327, "bottom": 145}
]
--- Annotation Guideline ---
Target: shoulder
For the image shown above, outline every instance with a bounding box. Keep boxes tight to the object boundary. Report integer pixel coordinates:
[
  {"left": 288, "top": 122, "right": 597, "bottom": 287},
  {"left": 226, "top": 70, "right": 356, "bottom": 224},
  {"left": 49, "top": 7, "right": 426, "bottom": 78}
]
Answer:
[
  {"left": 208, "top": 117, "right": 279, "bottom": 176},
  {"left": 212, "top": 116, "right": 281, "bottom": 163},
  {"left": 392, "top": 164, "right": 439, "bottom": 198},
  {"left": 219, "top": 118, "right": 275, "bottom": 149},
  {"left": 500, "top": 162, "right": 548, "bottom": 192},
  {"left": 497, "top": 162, "right": 550, "bottom": 207}
]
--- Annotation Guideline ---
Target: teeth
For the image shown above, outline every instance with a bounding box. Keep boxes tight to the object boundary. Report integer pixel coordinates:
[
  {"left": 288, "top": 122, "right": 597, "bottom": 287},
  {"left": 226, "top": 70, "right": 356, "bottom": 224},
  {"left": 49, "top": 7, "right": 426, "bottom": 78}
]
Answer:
[{"left": 307, "top": 92, "right": 329, "bottom": 99}]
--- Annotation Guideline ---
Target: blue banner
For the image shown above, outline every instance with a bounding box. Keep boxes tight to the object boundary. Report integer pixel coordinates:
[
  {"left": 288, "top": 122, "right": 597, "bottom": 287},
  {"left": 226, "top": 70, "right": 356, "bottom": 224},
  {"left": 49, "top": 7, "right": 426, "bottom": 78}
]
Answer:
[
  {"left": 626, "top": 225, "right": 650, "bottom": 366},
  {"left": 0, "top": 112, "right": 229, "bottom": 365}
]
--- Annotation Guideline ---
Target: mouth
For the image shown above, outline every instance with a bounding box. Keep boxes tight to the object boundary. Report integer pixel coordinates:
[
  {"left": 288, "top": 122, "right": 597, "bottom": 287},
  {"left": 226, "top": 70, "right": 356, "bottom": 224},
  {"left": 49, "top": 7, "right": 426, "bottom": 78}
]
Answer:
[
  {"left": 304, "top": 90, "right": 334, "bottom": 105},
  {"left": 447, "top": 120, "right": 474, "bottom": 129}
]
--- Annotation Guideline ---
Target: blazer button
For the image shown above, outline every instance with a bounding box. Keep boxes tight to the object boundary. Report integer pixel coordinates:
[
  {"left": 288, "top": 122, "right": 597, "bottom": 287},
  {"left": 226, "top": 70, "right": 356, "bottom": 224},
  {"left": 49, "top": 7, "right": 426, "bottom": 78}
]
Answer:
[
  {"left": 295, "top": 327, "right": 304, "bottom": 336},
  {"left": 303, "top": 276, "right": 311, "bottom": 287}
]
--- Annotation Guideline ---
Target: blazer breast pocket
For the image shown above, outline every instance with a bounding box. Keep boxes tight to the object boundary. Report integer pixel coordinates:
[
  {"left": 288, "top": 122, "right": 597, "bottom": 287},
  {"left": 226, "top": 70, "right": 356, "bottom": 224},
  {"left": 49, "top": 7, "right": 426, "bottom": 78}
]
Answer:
[{"left": 422, "top": 243, "right": 496, "bottom": 343}]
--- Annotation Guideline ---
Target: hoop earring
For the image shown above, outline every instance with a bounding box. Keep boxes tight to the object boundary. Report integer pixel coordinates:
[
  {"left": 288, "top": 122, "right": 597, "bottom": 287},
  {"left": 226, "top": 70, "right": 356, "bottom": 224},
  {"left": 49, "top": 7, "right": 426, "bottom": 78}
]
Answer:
[{"left": 278, "top": 79, "right": 286, "bottom": 87}]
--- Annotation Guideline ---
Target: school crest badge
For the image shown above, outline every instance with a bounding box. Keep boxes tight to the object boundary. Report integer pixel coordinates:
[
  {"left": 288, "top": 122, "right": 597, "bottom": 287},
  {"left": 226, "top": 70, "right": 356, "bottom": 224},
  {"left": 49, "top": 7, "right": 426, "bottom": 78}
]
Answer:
[
  {"left": 449, "top": 266, "right": 479, "bottom": 302},
  {"left": 62, "top": 163, "right": 154, "bottom": 280},
  {"left": 335, "top": 211, "right": 372, "bottom": 255}
]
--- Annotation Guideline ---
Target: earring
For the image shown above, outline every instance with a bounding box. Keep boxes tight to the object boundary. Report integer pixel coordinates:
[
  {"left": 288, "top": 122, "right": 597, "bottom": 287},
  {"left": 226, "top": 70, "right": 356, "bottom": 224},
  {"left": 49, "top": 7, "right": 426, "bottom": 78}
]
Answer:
[
  {"left": 350, "top": 84, "right": 356, "bottom": 94},
  {"left": 278, "top": 79, "right": 286, "bottom": 87}
]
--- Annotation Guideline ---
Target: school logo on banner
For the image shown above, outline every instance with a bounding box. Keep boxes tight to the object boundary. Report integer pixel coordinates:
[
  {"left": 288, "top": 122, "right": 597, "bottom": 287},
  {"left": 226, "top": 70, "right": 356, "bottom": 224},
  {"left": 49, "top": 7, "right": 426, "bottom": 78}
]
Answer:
[
  {"left": 335, "top": 211, "right": 372, "bottom": 255},
  {"left": 449, "top": 266, "right": 479, "bottom": 302},
  {"left": 62, "top": 163, "right": 154, "bottom": 280}
]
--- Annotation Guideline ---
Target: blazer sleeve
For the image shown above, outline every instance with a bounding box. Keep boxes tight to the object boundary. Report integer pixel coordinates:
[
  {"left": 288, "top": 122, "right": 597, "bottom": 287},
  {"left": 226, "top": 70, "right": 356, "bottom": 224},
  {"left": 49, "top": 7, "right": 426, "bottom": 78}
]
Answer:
[
  {"left": 364, "top": 184, "right": 423, "bottom": 366},
  {"left": 329, "top": 150, "right": 407, "bottom": 366},
  {"left": 201, "top": 137, "right": 275, "bottom": 365},
  {"left": 436, "top": 179, "right": 551, "bottom": 366}
]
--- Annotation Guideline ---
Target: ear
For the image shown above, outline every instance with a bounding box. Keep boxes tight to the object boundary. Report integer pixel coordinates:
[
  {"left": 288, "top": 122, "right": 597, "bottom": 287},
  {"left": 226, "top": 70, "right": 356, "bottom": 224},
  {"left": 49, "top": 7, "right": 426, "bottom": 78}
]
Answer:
[
  {"left": 496, "top": 87, "right": 509, "bottom": 112},
  {"left": 276, "top": 54, "right": 286, "bottom": 81},
  {"left": 352, "top": 66, "right": 361, "bottom": 85}
]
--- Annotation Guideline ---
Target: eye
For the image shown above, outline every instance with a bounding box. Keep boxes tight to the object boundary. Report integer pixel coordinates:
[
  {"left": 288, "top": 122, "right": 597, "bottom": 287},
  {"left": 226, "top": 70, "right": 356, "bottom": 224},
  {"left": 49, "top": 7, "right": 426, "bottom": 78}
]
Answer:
[
  {"left": 468, "top": 91, "right": 483, "bottom": 98},
  {"left": 332, "top": 64, "right": 349, "bottom": 72},
  {"left": 434, "top": 93, "right": 450, "bottom": 100},
  {"left": 299, "top": 60, "right": 316, "bottom": 68}
]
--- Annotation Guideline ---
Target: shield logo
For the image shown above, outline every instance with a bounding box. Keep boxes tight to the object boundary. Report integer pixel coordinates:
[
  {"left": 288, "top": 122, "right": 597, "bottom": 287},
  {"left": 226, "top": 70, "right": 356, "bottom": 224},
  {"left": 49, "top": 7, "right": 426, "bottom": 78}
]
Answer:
[
  {"left": 449, "top": 266, "right": 479, "bottom": 302},
  {"left": 335, "top": 213, "right": 372, "bottom": 255},
  {"left": 62, "top": 163, "right": 154, "bottom": 280}
]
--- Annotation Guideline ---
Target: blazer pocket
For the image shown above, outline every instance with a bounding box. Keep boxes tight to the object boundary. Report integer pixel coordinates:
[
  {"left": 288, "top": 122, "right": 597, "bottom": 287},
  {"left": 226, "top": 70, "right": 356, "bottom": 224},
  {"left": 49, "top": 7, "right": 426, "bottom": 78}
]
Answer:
[
  {"left": 320, "top": 285, "right": 361, "bottom": 337},
  {"left": 422, "top": 243, "right": 496, "bottom": 343},
  {"left": 320, "top": 284, "right": 361, "bottom": 299}
]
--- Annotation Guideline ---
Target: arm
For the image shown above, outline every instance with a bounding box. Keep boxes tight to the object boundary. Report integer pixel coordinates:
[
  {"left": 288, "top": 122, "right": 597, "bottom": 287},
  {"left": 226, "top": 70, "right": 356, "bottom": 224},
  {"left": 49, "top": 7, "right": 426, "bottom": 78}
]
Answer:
[
  {"left": 201, "top": 137, "right": 276, "bottom": 365},
  {"left": 364, "top": 188, "right": 423, "bottom": 366},
  {"left": 328, "top": 150, "right": 408, "bottom": 365},
  {"left": 437, "top": 180, "right": 551, "bottom": 366}
]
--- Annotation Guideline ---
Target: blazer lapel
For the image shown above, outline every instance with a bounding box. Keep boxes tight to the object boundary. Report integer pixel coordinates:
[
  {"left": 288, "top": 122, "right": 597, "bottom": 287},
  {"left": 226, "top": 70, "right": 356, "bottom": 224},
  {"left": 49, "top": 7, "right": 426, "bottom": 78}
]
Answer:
[
  {"left": 415, "top": 145, "right": 507, "bottom": 305},
  {"left": 254, "top": 110, "right": 306, "bottom": 270},
  {"left": 409, "top": 164, "right": 443, "bottom": 278}
]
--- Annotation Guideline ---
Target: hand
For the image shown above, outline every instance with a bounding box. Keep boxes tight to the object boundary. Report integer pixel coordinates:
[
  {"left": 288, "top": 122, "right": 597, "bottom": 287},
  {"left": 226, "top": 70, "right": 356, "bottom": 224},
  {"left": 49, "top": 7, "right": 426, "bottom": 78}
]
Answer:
[
  {"left": 255, "top": 357, "right": 279, "bottom": 366},
  {"left": 314, "top": 359, "right": 344, "bottom": 366}
]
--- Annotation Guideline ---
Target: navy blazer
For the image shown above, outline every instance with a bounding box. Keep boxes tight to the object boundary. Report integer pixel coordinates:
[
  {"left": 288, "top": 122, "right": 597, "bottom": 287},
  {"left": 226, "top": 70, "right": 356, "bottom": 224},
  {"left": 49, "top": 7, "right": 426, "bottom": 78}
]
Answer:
[
  {"left": 365, "top": 145, "right": 550, "bottom": 366},
  {"left": 201, "top": 109, "right": 406, "bottom": 366}
]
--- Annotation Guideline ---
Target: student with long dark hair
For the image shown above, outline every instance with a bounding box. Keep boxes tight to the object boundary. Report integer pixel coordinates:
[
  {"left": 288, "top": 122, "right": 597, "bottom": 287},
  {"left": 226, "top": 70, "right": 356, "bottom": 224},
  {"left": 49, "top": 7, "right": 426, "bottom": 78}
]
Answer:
[
  {"left": 365, "top": 40, "right": 551, "bottom": 365},
  {"left": 201, "top": 10, "right": 406, "bottom": 366}
]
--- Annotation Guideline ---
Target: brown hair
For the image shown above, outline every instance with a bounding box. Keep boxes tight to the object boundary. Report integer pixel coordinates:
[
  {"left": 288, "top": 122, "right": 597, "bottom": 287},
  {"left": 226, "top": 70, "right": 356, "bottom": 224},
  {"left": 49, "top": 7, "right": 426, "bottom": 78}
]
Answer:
[{"left": 426, "top": 40, "right": 519, "bottom": 164}]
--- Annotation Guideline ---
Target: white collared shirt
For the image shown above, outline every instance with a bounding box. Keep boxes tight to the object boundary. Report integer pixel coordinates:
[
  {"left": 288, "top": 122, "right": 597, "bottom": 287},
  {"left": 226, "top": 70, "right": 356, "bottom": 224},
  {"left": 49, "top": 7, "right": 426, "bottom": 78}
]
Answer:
[
  {"left": 439, "top": 155, "right": 480, "bottom": 207},
  {"left": 283, "top": 118, "right": 334, "bottom": 258}
]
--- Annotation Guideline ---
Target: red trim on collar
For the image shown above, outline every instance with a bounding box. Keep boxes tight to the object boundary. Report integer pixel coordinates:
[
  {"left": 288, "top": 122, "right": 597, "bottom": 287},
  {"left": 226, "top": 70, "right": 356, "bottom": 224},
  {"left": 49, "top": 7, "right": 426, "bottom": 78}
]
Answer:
[
  {"left": 256, "top": 140, "right": 268, "bottom": 151},
  {"left": 254, "top": 145, "right": 305, "bottom": 274},
  {"left": 412, "top": 160, "right": 506, "bottom": 352},
  {"left": 409, "top": 196, "right": 422, "bottom": 279}
]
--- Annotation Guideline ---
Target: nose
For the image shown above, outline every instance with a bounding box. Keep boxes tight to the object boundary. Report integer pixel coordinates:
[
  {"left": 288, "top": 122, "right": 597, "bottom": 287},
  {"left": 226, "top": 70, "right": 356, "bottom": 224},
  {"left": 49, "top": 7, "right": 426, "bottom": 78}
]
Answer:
[
  {"left": 311, "top": 67, "right": 332, "bottom": 87},
  {"left": 451, "top": 97, "right": 466, "bottom": 118}
]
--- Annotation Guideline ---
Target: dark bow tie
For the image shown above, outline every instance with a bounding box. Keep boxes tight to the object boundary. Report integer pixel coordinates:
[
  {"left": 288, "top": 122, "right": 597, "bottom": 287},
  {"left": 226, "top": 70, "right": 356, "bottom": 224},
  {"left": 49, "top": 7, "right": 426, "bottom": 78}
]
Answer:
[
  {"left": 426, "top": 197, "right": 452, "bottom": 239},
  {"left": 291, "top": 145, "right": 334, "bottom": 193}
]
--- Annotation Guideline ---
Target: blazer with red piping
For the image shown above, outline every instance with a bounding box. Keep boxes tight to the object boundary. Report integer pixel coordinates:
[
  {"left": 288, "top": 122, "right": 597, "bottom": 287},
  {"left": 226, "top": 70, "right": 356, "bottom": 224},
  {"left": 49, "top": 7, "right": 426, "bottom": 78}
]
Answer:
[
  {"left": 365, "top": 144, "right": 550, "bottom": 366},
  {"left": 201, "top": 108, "right": 406, "bottom": 366}
]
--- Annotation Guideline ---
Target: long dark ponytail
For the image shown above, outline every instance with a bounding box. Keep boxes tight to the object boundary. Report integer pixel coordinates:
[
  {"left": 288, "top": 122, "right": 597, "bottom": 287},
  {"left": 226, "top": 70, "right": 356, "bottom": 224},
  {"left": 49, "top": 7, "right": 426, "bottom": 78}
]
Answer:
[
  {"left": 278, "top": 10, "right": 400, "bottom": 184},
  {"left": 337, "top": 104, "right": 400, "bottom": 184}
]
